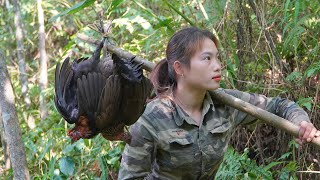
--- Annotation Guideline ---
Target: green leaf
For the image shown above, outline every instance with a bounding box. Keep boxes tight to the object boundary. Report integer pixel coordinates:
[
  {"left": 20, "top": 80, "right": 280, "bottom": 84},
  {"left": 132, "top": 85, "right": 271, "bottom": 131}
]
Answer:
[
  {"left": 278, "top": 152, "right": 292, "bottom": 160},
  {"left": 306, "top": 68, "right": 317, "bottom": 78},
  {"left": 133, "top": 0, "right": 173, "bottom": 32},
  {"left": 297, "top": 97, "right": 313, "bottom": 111},
  {"left": 53, "top": 174, "right": 63, "bottom": 180},
  {"left": 294, "top": 0, "right": 300, "bottom": 24},
  {"left": 111, "top": 0, "right": 124, "bottom": 9},
  {"left": 48, "top": 157, "right": 57, "bottom": 178},
  {"left": 106, "top": 0, "right": 124, "bottom": 16},
  {"left": 285, "top": 161, "right": 298, "bottom": 171},
  {"left": 38, "top": 139, "right": 53, "bottom": 164},
  {"left": 284, "top": 0, "right": 291, "bottom": 15},
  {"left": 84, "top": 139, "right": 90, "bottom": 146},
  {"left": 107, "top": 146, "right": 122, "bottom": 157},
  {"left": 63, "top": 40, "right": 75, "bottom": 52},
  {"left": 263, "top": 161, "right": 283, "bottom": 171},
  {"left": 289, "top": 139, "right": 299, "bottom": 149},
  {"left": 107, "top": 156, "right": 120, "bottom": 165},
  {"left": 98, "top": 156, "right": 108, "bottom": 180},
  {"left": 247, "top": 172, "right": 258, "bottom": 178},
  {"left": 163, "top": 0, "right": 195, "bottom": 26},
  {"left": 302, "top": 102, "right": 312, "bottom": 111},
  {"left": 305, "top": 62, "right": 320, "bottom": 77},
  {"left": 285, "top": 71, "right": 302, "bottom": 82},
  {"left": 62, "top": 144, "right": 74, "bottom": 154},
  {"left": 74, "top": 139, "right": 86, "bottom": 151},
  {"left": 49, "top": 0, "right": 96, "bottom": 22},
  {"left": 59, "top": 156, "right": 75, "bottom": 176},
  {"left": 154, "top": 18, "right": 173, "bottom": 29}
]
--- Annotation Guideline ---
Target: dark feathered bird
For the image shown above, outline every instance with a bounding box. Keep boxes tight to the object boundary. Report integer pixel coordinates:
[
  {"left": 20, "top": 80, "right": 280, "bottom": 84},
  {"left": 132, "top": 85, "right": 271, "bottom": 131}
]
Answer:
[{"left": 54, "top": 38, "right": 153, "bottom": 143}]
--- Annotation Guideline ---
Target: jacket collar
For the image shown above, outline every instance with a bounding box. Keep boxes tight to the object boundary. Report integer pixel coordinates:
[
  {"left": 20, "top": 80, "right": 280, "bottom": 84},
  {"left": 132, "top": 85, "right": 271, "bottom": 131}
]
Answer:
[{"left": 167, "top": 91, "right": 215, "bottom": 126}]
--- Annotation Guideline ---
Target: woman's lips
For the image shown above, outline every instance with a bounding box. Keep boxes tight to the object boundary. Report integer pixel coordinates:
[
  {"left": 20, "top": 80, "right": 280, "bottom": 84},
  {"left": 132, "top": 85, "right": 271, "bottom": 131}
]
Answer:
[{"left": 212, "top": 76, "right": 221, "bottom": 81}]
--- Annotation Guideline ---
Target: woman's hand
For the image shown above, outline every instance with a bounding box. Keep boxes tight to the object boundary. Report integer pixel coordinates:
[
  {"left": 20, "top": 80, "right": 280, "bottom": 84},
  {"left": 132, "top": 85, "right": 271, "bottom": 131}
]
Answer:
[{"left": 295, "top": 121, "right": 320, "bottom": 145}]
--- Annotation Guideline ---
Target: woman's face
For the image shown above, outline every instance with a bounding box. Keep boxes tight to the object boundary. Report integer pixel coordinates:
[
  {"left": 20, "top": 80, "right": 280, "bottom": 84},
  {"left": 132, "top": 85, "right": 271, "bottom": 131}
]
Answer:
[{"left": 181, "top": 38, "right": 221, "bottom": 91}]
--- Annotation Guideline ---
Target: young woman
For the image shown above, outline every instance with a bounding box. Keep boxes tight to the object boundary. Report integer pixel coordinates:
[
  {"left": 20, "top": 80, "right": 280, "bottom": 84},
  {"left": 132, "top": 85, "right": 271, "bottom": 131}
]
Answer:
[{"left": 118, "top": 27, "right": 320, "bottom": 179}]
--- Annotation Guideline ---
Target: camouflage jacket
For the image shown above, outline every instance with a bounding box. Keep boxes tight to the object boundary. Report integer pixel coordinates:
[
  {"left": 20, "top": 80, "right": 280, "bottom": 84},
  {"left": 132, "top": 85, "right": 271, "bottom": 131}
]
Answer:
[{"left": 118, "top": 89, "right": 310, "bottom": 180}]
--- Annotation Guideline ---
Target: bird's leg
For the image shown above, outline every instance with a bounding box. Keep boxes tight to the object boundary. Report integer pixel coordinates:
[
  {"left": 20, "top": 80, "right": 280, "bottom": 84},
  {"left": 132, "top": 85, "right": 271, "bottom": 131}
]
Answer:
[
  {"left": 122, "top": 126, "right": 132, "bottom": 144},
  {"left": 124, "top": 126, "right": 129, "bottom": 133}
]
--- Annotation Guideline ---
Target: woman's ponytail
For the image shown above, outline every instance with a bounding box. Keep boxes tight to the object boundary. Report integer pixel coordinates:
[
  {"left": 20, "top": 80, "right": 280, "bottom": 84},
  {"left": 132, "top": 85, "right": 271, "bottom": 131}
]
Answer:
[{"left": 149, "top": 58, "right": 175, "bottom": 95}]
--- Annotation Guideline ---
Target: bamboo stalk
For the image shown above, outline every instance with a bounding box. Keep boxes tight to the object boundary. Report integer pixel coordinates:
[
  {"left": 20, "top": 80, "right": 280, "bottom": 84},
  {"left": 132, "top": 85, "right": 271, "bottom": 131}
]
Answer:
[{"left": 76, "top": 34, "right": 320, "bottom": 148}]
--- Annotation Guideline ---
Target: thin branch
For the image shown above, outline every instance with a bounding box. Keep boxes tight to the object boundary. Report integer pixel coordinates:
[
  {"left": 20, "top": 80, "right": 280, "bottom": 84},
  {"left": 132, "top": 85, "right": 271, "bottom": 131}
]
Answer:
[
  {"left": 163, "top": 0, "right": 196, "bottom": 26},
  {"left": 248, "top": 0, "right": 289, "bottom": 74}
]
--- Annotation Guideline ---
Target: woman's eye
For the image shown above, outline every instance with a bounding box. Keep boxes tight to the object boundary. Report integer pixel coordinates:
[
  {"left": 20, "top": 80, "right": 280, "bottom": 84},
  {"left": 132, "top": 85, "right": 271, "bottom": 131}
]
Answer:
[{"left": 204, "top": 56, "right": 211, "bottom": 60}]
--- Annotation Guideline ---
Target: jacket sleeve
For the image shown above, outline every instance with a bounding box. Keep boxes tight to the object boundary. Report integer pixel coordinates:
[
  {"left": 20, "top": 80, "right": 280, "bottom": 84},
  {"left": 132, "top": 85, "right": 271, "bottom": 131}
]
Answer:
[
  {"left": 223, "top": 89, "right": 310, "bottom": 126},
  {"left": 118, "top": 115, "right": 157, "bottom": 180}
]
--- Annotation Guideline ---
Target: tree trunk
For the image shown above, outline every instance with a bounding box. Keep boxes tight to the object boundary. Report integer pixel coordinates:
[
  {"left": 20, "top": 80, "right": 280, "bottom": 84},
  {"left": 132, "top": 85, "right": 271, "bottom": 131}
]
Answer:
[
  {"left": 0, "top": 109, "right": 11, "bottom": 171},
  {"left": 37, "top": 0, "right": 48, "bottom": 120},
  {"left": 0, "top": 50, "right": 30, "bottom": 180},
  {"left": 10, "top": 0, "right": 36, "bottom": 128},
  {"left": 11, "top": 0, "right": 30, "bottom": 105},
  {"left": 235, "top": 0, "right": 254, "bottom": 89},
  {"left": 247, "top": 0, "right": 289, "bottom": 75}
]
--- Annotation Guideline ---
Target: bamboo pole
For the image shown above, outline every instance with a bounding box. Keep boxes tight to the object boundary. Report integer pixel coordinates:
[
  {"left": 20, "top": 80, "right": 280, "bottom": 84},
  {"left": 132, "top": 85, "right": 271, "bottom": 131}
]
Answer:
[{"left": 76, "top": 34, "right": 320, "bottom": 148}]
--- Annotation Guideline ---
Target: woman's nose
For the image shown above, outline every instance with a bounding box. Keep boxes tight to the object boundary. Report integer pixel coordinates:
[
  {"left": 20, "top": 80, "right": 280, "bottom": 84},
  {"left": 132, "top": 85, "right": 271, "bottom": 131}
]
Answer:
[{"left": 212, "top": 59, "right": 221, "bottom": 72}]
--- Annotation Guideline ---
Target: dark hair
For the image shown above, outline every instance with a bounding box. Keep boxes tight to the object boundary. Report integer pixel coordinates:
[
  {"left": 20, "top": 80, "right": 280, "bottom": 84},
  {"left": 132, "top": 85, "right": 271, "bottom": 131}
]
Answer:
[{"left": 149, "top": 27, "right": 219, "bottom": 96}]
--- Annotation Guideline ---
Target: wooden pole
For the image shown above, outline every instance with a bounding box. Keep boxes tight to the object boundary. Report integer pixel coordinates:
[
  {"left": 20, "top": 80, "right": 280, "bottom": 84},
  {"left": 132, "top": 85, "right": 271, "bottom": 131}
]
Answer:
[{"left": 76, "top": 34, "right": 320, "bottom": 148}]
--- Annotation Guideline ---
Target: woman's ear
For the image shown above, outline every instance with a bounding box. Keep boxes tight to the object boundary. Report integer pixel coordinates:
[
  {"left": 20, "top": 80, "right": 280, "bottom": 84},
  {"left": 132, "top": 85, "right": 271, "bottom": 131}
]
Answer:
[{"left": 173, "top": 61, "right": 184, "bottom": 77}]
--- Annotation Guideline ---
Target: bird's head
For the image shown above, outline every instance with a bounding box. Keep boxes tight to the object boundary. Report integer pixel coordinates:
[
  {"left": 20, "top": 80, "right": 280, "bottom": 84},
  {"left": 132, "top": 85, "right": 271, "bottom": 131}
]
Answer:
[
  {"left": 67, "top": 129, "right": 82, "bottom": 141},
  {"left": 67, "top": 116, "right": 96, "bottom": 141}
]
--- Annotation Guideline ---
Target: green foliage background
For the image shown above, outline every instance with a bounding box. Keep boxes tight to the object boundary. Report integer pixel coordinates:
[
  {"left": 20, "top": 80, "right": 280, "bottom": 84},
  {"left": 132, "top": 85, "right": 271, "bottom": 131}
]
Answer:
[{"left": 0, "top": 0, "right": 319, "bottom": 179}]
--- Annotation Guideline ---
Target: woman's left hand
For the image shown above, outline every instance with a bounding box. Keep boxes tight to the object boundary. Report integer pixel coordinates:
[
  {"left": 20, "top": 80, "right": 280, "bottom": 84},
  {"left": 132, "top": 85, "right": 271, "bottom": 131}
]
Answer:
[{"left": 295, "top": 121, "right": 320, "bottom": 145}]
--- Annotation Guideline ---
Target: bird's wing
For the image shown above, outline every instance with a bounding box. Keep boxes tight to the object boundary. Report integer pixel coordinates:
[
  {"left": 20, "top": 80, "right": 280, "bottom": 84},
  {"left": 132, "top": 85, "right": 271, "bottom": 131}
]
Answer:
[
  {"left": 54, "top": 58, "right": 78, "bottom": 123},
  {"left": 95, "top": 75, "right": 122, "bottom": 130},
  {"left": 76, "top": 72, "right": 106, "bottom": 119},
  {"left": 112, "top": 53, "right": 153, "bottom": 126},
  {"left": 119, "top": 76, "right": 153, "bottom": 126}
]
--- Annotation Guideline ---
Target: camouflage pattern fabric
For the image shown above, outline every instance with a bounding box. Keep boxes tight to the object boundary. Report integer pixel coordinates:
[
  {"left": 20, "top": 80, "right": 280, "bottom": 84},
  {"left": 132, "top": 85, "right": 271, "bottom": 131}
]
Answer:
[{"left": 118, "top": 88, "right": 310, "bottom": 180}]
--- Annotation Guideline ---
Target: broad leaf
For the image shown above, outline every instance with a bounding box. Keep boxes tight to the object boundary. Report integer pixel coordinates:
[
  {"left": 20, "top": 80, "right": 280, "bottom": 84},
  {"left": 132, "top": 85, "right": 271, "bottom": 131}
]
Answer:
[
  {"left": 263, "top": 161, "right": 283, "bottom": 171},
  {"left": 59, "top": 156, "right": 75, "bottom": 176},
  {"left": 297, "top": 97, "right": 313, "bottom": 111},
  {"left": 49, "top": 0, "right": 96, "bottom": 22}
]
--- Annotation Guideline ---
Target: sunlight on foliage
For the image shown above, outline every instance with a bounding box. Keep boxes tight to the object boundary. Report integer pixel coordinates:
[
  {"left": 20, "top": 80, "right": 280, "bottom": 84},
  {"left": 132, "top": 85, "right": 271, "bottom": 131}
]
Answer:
[{"left": 216, "top": 147, "right": 298, "bottom": 180}]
